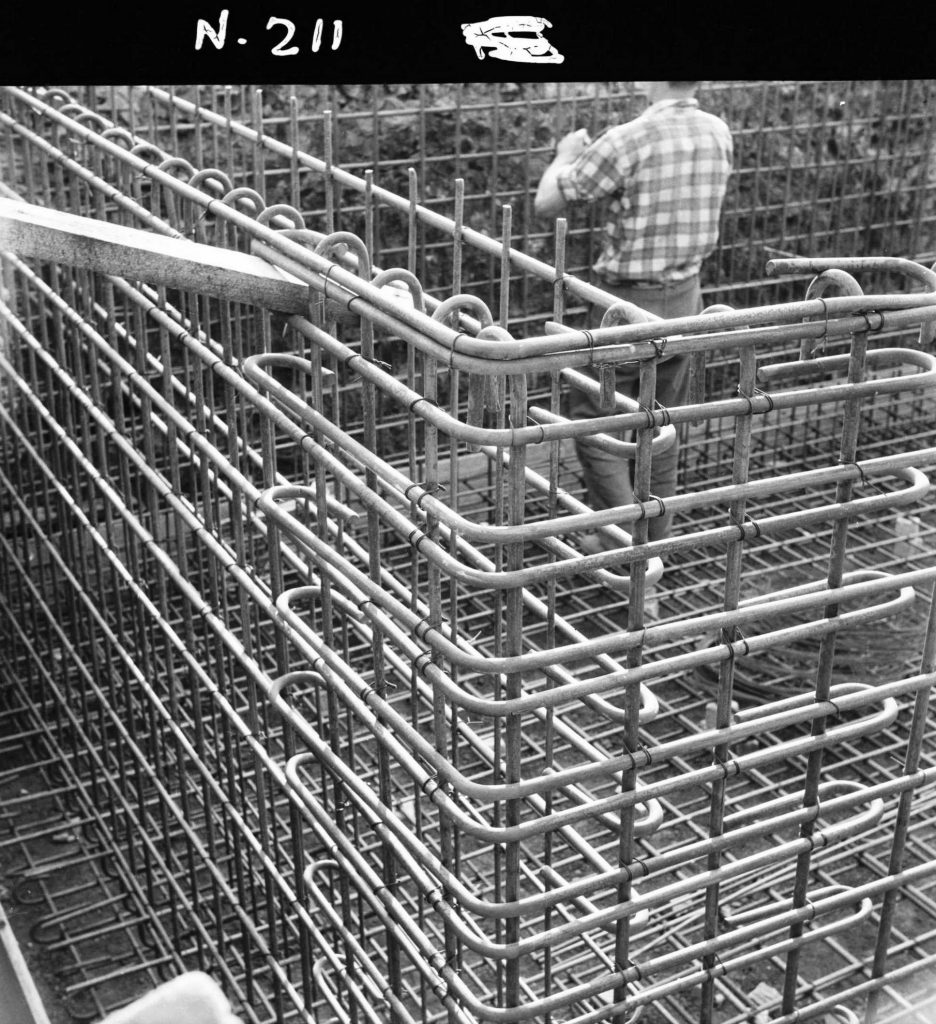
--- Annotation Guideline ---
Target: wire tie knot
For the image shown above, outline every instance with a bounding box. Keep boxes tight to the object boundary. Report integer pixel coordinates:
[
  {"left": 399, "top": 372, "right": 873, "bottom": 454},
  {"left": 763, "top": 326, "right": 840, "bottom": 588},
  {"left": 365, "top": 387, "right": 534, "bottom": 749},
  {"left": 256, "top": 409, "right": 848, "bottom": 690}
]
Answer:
[
  {"left": 860, "top": 309, "right": 884, "bottom": 333},
  {"left": 633, "top": 739, "right": 653, "bottom": 768},
  {"left": 321, "top": 263, "right": 340, "bottom": 301},
  {"left": 616, "top": 957, "right": 641, "bottom": 981},
  {"left": 362, "top": 355, "right": 392, "bottom": 372},
  {"left": 842, "top": 459, "right": 883, "bottom": 494},
  {"left": 736, "top": 385, "right": 756, "bottom": 417},
  {"left": 450, "top": 332, "right": 468, "bottom": 369},
  {"left": 638, "top": 403, "right": 657, "bottom": 429},
  {"left": 814, "top": 296, "right": 830, "bottom": 353},
  {"left": 413, "top": 650, "right": 433, "bottom": 675},
  {"left": 753, "top": 386, "right": 775, "bottom": 412},
  {"left": 525, "top": 417, "right": 547, "bottom": 444}
]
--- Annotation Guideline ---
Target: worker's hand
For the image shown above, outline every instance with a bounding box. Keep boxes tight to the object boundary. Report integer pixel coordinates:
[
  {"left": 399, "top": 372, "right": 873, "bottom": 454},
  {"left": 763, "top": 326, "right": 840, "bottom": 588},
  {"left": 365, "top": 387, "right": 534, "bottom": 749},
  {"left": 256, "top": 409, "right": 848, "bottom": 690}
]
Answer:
[{"left": 555, "top": 128, "right": 590, "bottom": 162}]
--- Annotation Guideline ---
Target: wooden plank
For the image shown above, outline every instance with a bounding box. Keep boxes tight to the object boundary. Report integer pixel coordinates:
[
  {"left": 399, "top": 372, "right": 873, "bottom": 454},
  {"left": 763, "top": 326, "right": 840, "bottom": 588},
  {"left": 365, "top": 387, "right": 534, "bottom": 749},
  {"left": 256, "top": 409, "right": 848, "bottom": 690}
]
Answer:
[{"left": 0, "top": 197, "right": 313, "bottom": 314}]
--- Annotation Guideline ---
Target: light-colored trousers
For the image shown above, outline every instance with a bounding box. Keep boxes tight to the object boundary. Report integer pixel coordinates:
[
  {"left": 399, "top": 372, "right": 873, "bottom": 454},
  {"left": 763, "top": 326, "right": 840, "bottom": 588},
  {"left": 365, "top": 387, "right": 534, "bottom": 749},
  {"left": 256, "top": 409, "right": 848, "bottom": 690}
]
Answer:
[{"left": 570, "top": 273, "right": 702, "bottom": 542}]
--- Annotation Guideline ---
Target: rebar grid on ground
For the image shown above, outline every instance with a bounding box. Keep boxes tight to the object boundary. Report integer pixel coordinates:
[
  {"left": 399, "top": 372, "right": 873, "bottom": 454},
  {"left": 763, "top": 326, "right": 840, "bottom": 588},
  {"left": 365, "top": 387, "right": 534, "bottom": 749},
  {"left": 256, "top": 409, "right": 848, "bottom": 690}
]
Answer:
[{"left": 2, "top": 84, "right": 936, "bottom": 1024}]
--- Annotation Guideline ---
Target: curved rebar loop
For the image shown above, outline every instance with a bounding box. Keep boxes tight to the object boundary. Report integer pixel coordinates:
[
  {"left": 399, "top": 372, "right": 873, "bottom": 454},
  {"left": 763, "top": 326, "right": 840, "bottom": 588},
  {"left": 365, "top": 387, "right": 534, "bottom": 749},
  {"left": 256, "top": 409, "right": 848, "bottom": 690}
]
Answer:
[
  {"left": 155, "top": 155, "right": 197, "bottom": 178},
  {"left": 268, "top": 570, "right": 916, "bottom": 813},
  {"left": 312, "top": 957, "right": 420, "bottom": 1024},
  {"left": 281, "top": 726, "right": 895, "bottom": 968},
  {"left": 720, "top": 881, "right": 875, "bottom": 928},
  {"left": 275, "top": 675, "right": 661, "bottom": 906},
  {"left": 187, "top": 167, "right": 233, "bottom": 197},
  {"left": 286, "top": 765, "right": 655, "bottom": 1023},
  {"left": 261, "top": 227, "right": 360, "bottom": 329},
  {"left": 270, "top": 600, "right": 661, "bottom": 809},
  {"left": 301, "top": 860, "right": 435, "bottom": 1024},
  {"left": 314, "top": 229, "right": 373, "bottom": 280},
  {"left": 151, "top": 156, "right": 197, "bottom": 228},
  {"left": 589, "top": 890, "right": 874, "bottom": 1024},
  {"left": 825, "top": 1010, "right": 860, "bottom": 1024},
  {"left": 99, "top": 125, "right": 136, "bottom": 150},
  {"left": 214, "top": 186, "right": 267, "bottom": 250},
  {"left": 128, "top": 141, "right": 166, "bottom": 163},
  {"left": 219, "top": 186, "right": 266, "bottom": 216},
  {"left": 41, "top": 87, "right": 76, "bottom": 106},
  {"left": 799, "top": 268, "right": 865, "bottom": 359},
  {"left": 183, "top": 168, "right": 233, "bottom": 242},
  {"left": 70, "top": 108, "right": 110, "bottom": 131},
  {"left": 277, "top": 578, "right": 924, "bottom": 803},
  {"left": 758, "top": 344, "right": 935, "bottom": 388},
  {"left": 721, "top": 778, "right": 874, "bottom": 833},
  {"left": 244, "top": 352, "right": 666, "bottom": 592},
  {"left": 264, "top": 454, "right": 928, "bottom": 681},
  {"left": 531, "top": 365, "right": 678, "bottom": 458},
  {"left": 238, "top": 345, "right": 933, "bottom": 562},
  {"left": 273, "top": 604, "right": 667, "bottom": 830},
  {"left": 370, "top": 267, "right": 427, "bottom": 315},
  {"left": 304, "top": 472, "right": 662, "bottom": 725},
  {"left": 267, "top": 299, "right": 936, "bottom": 454},
  {"left": 251, "top": 228, "right": 936, "bottom": 382},
  {"left": 768, "top": 254, "right": 936, "bottom": 347},
  {"left": 302, "top": 858, "right": 421, "bottom": 1024},
  {"left": 256, "top": 202, "right": 305, "bottom": 229},
  {"left": 432, "top": 293, "right": 496, "bottom": 328},
  {"left": 301, "top": 756, "right": 886, "bottom": 1024}
]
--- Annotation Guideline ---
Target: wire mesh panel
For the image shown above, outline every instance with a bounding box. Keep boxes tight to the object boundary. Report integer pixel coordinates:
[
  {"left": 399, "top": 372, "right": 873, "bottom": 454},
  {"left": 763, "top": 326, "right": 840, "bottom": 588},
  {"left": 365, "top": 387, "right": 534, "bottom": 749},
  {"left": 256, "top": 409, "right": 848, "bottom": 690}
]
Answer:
[{"left": 2, "top": 84, "right": 936, "bottom": 1024}]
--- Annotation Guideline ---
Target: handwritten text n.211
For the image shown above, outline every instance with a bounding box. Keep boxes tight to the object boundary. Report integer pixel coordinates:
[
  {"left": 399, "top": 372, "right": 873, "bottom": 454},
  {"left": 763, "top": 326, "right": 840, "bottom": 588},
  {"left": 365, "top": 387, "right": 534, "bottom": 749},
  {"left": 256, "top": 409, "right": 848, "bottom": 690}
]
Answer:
[{"left": 195, "top": 11, "right": 343, "bottom": 55}]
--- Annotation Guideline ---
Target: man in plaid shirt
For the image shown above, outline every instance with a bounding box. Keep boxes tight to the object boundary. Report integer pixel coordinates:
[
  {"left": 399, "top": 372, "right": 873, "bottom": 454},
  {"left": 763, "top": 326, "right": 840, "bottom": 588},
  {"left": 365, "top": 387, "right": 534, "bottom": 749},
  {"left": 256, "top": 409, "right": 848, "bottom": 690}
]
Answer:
[{"left": 535, "top": 81, "right": 732, "bottom": 551}]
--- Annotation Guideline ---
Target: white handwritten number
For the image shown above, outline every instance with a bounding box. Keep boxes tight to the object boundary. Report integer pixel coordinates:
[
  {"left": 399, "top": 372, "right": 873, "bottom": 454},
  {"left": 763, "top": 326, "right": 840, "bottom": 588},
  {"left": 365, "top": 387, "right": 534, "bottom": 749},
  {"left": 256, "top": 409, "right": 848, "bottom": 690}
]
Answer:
[
  {"left": 194, "top": 9, "right": 228, "bottom": 50},
  {"left": 267, "top": 17, "right": 299, "bottom": 56},
  {"left": 311, "top": 18, "right": 343, "bottom": 51},
  {"left": 195, "top": 10, "right": 341, "bottom": 53}
]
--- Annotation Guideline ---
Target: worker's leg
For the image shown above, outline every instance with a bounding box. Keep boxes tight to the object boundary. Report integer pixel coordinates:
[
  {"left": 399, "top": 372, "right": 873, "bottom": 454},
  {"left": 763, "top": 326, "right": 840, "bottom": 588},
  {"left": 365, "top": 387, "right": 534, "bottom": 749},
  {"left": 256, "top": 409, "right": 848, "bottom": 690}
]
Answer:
[
  {"left": 570, "top": 370, "right": 638, "bottom": 513},
  {"left": 571, "top": 275, "right": 702, "bottom": 541},
  {"left": 642, "top": 353, "right": 689, "bottom": 540}
]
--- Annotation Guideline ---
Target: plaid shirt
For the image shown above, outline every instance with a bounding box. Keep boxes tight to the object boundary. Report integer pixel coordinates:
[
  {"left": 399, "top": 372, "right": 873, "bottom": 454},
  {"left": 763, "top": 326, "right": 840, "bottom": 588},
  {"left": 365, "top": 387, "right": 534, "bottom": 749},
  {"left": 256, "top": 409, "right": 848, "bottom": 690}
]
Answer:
[{"left": 556, "top": 98, "right": 733, "bottom": 283}]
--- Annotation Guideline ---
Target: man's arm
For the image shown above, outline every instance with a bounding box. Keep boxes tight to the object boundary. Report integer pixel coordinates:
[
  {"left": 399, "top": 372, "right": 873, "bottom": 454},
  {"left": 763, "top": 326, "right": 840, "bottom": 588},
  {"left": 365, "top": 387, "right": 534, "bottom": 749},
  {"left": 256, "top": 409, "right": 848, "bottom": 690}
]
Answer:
[{"left": 534, "top": 128, "right": 590, "bottom": 219}]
